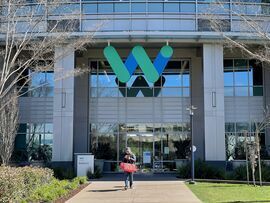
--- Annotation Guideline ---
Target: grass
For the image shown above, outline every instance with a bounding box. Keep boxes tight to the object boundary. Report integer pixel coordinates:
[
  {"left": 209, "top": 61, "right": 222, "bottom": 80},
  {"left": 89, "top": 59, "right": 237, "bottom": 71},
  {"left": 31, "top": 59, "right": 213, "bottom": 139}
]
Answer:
[{"left": 187, "top": 182, "right": 270, "bottom": 203}]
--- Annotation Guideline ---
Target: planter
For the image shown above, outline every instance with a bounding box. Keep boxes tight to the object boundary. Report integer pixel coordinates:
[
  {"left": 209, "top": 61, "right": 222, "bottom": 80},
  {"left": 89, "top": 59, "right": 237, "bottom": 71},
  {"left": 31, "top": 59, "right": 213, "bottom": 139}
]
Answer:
[
  {"left": 94, "top": 159, "right": 104, "bottom": 172},
  {"left": 231, "top": 160, "right": 246, "bottom": 169},
  {"left": 30, "top": 161, "right": 45, "bottom": 167},
  {"left": 262, "top": 160, "right": 270, "bottom": 166},
  {"left": 175, "top": 159, "right": 188, "bottom": 169}
]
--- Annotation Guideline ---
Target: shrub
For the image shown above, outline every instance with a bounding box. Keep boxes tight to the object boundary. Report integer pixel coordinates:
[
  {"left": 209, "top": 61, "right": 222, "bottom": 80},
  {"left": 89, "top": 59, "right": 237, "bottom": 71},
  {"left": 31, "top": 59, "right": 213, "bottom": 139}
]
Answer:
[
  {"left": 22, "top": 176, "right": 88, "bottom": 202},
  {"left": 177, "top": 159, "right": 225, "bottom": 180},
  {"left": 230, "top": 162, "right": 270, "bottom": 182},
  {"left": 87, "top": 166, "right": 102, "bottom": 179},
  {"left": 0, "top": 166, "right": 53, "bottom": 203},
  {"left": 52, "top": 167, "right": 76, "bottom": 180}
]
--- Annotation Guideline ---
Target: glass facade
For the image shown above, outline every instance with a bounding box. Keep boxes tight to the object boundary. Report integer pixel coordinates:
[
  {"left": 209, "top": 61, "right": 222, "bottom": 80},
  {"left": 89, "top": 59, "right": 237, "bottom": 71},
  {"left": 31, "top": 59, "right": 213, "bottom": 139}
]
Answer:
[
  {"left": 89, "top": 60, "right": 191, "bottom": 172},
  {"left": 224, "top": 59, "right": 266, "bottom": 160},
  {"left": 14, "top": 123, "right": 53, "bottom": 162},
  {"left": 18, "top": 70, "right": 54, "bottom": 97},
  {"left": 225, "top": 122, "right": 266, "bottom": 160},
  {"left": 224, "top": 59, "right": 263, "bottom": 97}
]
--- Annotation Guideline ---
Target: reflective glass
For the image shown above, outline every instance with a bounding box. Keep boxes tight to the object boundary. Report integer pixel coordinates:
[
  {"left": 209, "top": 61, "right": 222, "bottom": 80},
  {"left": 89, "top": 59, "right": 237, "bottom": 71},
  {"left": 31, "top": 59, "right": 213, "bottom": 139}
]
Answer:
[
  {"left": 183, "top": 87, "right": 190, "bottom": 97},
  {"left": 234, "top": 71, "right": 248, "bottom": 86},
  {"left": 236, "top": 122, "right": 249, "bottom": 132},
  {"left": 148, "top": 3, "right": 163, "bottom": 12},
  {"left": 235, "top": 87, "right": 248, "bottom": 96},
  {"left": 83, "top": 3, "right": 97, "bottom": 13},
  {"left": 162, "top": 88, "right": 182, "bottom": 97},
  {"left": 115, "top": 3, "right": 129, "bottom": 12},
  {"left": 98, "top": 74, "right": 117, "bottom": 87},
  {"left": 163, "top": 74, "right": 182, "bottom": 87},
  {"left": 164, "top": 3, "right": 180, "bottom": 12},
  {"left": 224, "top": 87, "right": 234, "bottom": 96},
  {"left": 132, "top": 3, "right": 146, "bottom": 12},
  {"left": 98, "top": 3, "right": 113, "bottom": 13},
  {"left": 182, "top": 74, "right": 190, "bottom": 87},
  {"left": 250, "top": 86, "right": 263, "bottom": 96},
  {"left": 224, "top": 72, "right": 233, "bottom": 86},
  {"left": 225, "top": 123, "right": 235, "bottom": 132},
  {"left": 98, "top": 88, "right": 118, "bottom": 97},
  {"left": 180, "top": 3, "right": 195, "bottom": 12}
]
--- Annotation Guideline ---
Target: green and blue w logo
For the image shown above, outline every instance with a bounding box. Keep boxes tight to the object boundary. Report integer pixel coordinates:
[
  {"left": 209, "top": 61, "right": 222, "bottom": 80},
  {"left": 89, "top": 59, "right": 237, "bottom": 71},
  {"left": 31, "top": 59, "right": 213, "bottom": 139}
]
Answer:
[{"left": 103, "top": 45, "right": 173, "bottom": 83}]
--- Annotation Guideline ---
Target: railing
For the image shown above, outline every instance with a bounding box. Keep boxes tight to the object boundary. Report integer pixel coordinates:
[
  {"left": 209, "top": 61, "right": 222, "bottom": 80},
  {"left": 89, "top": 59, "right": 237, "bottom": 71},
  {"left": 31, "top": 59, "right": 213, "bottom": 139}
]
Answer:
[{"left": 1, "top": 0, "right": 269, "bottom": 34}]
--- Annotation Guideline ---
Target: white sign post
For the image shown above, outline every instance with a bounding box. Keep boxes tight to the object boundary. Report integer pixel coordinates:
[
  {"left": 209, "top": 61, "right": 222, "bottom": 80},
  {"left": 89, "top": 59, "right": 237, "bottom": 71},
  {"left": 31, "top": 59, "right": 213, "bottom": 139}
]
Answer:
[{"left": 74, "top": 153, "right": 94, "bottom": 177}]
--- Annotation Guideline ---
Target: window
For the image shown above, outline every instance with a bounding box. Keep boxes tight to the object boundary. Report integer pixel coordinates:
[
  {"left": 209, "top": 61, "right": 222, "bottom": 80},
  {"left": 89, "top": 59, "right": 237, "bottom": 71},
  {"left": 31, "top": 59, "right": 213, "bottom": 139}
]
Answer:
[
  {"left": 90, "top": 60, "right": 190, "bottom": 98},
  {"left": 225, "top": 122, "right": 266, "bottom": 160},
  {"left": 14, "top": 123, "right": 53, "bottom": 162},
  {"left": 30, "top": 71, "right": 54, "bottom": 97},
  {"left": 224, "top": 59, "right": 263, "bottom": 96}
]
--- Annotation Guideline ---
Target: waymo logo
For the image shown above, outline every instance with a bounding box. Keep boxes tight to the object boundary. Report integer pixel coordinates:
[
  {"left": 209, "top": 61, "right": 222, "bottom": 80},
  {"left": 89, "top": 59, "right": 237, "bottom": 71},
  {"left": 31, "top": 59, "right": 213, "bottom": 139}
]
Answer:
[{"left": 103, "top": 45, "right": 173, "bottom": 83}]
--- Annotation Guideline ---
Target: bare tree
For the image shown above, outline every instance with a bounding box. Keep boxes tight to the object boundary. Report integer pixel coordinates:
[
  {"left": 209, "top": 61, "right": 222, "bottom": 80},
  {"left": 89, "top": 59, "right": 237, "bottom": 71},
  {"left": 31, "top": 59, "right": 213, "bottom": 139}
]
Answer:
[
  {"left": 0, "top": 90, "right": 18, "bottom": 166},
  {"left": 0, "top": 0, "right": 102, "bottom": 165},
  {"left": 203, "top": 1, "right": 270, "bottom": 65}
]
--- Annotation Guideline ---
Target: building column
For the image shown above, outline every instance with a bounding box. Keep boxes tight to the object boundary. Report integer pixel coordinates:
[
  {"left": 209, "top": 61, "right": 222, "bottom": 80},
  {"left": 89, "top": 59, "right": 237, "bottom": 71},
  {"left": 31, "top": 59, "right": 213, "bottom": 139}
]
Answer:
[
  {"left": 203, "top": 44, "right": 226, "bottom": 161},
  {"left": 264, "top": 63, "right": 270, "bottom": 154},
  {"left": 73, "top": 55, "right": 89, "bottom": 154},
  {"left": 191, "top": 51, "right": 205, "bottom": 160},
  {"left": 52, "top": 45, "right": 75, "bottom": 163}
]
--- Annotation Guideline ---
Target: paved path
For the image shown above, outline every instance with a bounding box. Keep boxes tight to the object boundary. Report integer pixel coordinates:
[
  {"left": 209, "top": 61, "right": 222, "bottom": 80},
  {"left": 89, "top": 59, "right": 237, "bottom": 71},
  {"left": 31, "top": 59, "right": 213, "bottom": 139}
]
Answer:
[{"left": 67, "top": 178, "right": 201, "bottom": 203}]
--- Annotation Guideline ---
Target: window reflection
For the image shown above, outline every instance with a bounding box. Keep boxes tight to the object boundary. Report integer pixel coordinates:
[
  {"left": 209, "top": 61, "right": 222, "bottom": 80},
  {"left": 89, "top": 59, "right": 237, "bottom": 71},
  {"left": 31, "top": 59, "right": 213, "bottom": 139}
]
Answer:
[{"left": 224, "top": 59, "right": 263, "bottom": 96}]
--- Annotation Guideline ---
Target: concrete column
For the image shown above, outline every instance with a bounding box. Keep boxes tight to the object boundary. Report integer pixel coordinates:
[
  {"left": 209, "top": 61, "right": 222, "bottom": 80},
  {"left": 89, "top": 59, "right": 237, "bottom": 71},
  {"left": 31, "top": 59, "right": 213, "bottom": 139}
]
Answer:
[
  {"left": 73, "top": 62, "right": 89, "bottom": 154},
  {"left": 191, "top": 52, "right": 205, "bottom": 160},
  {"left": 203, "top": 44, "right": 226, "bottom": 161},
  {"left": 52, "top": 45, "right": 75, "bottom": 163},
  {"left": 264, "top": 63, "right": 270, "bottom": 153}
]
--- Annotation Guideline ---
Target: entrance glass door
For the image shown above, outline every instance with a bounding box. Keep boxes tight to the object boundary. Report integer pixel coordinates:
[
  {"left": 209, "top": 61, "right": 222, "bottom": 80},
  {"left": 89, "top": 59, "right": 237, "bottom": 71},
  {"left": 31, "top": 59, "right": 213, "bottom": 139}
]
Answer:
[{"left": 127, "top": 132, "right": 153, "bottom": 171}]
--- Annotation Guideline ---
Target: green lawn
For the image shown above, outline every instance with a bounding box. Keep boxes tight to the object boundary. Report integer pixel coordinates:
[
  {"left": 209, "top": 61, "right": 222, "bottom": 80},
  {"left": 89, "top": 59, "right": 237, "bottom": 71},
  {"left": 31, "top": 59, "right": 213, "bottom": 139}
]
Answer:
[{"left": 187, "top": 182, "right": 270, "bottom": 203}]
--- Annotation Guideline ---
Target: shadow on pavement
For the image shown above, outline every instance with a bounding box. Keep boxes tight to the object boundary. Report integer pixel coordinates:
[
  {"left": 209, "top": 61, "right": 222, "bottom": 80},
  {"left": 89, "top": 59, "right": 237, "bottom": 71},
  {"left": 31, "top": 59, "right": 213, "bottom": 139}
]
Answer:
[
  {"left": 88, "top": 189, "right": 123, "bottom": 192},
  {"left": 92, "top": 173, "right": 180, "bottom": 182}
]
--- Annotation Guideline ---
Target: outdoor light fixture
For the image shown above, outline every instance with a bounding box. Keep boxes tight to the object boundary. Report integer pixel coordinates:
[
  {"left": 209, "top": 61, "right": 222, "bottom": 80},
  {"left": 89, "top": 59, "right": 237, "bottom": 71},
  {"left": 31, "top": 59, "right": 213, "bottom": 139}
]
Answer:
[{"left": 186, "top": 105, "right": 197, "bottom": 184}]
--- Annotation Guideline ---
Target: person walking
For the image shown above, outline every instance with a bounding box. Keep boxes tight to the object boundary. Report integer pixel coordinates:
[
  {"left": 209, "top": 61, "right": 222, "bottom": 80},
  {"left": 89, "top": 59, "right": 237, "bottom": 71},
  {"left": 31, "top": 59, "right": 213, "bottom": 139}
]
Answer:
[{"left": 123, "top": 147, "right": 136, "bottom": 190}]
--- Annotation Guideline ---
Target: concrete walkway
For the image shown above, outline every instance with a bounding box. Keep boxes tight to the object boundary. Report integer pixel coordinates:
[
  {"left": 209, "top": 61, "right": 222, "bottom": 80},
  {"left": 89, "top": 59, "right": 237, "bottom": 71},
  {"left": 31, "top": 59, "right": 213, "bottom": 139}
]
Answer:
[{"left": 67, "top": 176, "right": 201, "bottom": 203}]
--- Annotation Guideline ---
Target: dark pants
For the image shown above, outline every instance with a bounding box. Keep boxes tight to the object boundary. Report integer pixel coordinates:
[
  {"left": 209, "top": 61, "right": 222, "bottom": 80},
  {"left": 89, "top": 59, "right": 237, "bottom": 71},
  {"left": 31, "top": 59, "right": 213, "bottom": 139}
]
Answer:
[{"left": 124, "top": 172, "right": 133, "bottom": 187}]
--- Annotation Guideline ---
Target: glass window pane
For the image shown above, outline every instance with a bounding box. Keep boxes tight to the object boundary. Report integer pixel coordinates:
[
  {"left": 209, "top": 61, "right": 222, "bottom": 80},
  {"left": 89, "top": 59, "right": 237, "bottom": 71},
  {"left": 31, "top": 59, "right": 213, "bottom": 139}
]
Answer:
[
  {"left": 235, "top": 87, "right": 248, "bottom": 96},
  {"left": 115, "top": 3, "right": 129, "bottom": 12},
  {"left": 250, "top": 60, "right": 263, "bottom": 86},
  {"left": 132, "top": 3, "right": 146, "bottom": 12},
  {"left": 98, "top": 3, "right": 113, "bottom": 13},
  {"left": 45, "top": 124, "right": 53, "bottom": 133},
  {"left": 183, "top": 88, "right": 190, "bottom": 97},
  {"left": 236, "top": 122, "right": 249, "bottom": 132},
  {"left": 90, "top": 87, "right": 98, "bottom": 97},
  {"left": 163, "top": 74, "right": 182, "bottom": 87},
  {"left": 148, "top": 3, "right": 163, "bottom": 12},
  {"left": 83, "top": 3, "right": 97, "bottom": 13},
  {"left": 182, "top": 74, "right": 190, "bottom": 87},
  {"left": 164, "top": 3, "right": 180, "bottom": 12},
  {"left": 162, "top": 88, "right": 182, "bottom": 97},
  {"left": 98, "top": 88, "right": 118, "bottom": 97},
  {"left": 224, "top": 72, "right": 233, "bottom": 86},
  {"left": 234, "top": 71, "right": 248, "bottom": 86},
  {"left": 225, "top": 87, "right": 234, "bottom": 96},
  {"left": 225, "top": 123, "right": 235, "bottom": 132},
  {"left": 180, "top": 3, "right": 195, "bottom": 12},
  {"left": 98, "top": 74, "right": 117, "bottom": 87},
  {"left": 91, "top": 75, "right": 98, "bottom": 87},
  {"left": 250, "top": 86, "right": 263, "bottom": 96}
]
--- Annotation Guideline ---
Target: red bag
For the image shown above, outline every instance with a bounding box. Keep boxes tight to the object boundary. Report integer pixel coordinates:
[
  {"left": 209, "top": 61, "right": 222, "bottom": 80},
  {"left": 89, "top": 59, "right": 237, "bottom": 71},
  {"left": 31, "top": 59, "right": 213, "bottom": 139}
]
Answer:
[{"left": 120, "top": 162, "right": 137, "bottom": 173}]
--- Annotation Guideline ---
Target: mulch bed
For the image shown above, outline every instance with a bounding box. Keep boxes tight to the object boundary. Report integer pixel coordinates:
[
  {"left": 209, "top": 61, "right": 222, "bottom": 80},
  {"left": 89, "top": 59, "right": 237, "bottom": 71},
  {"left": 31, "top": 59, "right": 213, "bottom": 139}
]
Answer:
[{"left": 54, "top": 183, "right": 90, "bottom": 203}]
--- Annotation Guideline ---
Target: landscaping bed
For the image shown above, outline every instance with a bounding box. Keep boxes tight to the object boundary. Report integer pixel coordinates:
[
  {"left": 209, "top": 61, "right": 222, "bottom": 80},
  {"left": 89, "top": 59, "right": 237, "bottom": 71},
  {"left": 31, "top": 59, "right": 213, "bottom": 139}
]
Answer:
[{"left": 0, "top": 166, "right": 88, "bottom": 203}]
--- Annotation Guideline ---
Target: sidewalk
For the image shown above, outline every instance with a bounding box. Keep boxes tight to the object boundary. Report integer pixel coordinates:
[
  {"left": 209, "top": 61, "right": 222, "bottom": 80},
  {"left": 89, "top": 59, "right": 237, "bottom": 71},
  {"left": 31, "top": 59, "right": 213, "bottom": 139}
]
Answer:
[{"left": 67, "top": 180, "right": 201, "bottom": 203}]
